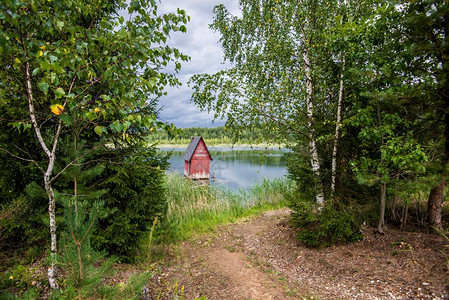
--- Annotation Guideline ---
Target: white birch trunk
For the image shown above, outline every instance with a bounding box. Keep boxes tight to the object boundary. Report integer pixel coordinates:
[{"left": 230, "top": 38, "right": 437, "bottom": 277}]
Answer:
[
  {"left": 25, "top": 62, "right": 59, "bottom": 289},
  {"left": 331, "top": 58, "right": 345, "bottom": 195},
  {"left": 303, "top": 48, "right": 325, "bottom": 207}
]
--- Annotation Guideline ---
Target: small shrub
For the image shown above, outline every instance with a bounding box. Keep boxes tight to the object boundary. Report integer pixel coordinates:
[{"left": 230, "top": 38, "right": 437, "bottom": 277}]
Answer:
[
  {"left": 22, "top": 245, "right": 43, "bottom": 264},
  {"left": 291, "top": 198, "right": 362, "bottom": 247},
  {"left": 55, "top": 200, "right": 113, "bottom": 299},
  {"left": 54, "top": 200, "right": 150, "bottom": 300}
]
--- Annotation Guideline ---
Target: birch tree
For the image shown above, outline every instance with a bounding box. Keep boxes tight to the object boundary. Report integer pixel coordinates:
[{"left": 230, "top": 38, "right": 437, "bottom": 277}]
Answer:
[
  {"left": 0, "top": 0, "right": 188, "bottom": 287},
  {"left": 189, "top": 0, "right": 340, "bottom": 206}
]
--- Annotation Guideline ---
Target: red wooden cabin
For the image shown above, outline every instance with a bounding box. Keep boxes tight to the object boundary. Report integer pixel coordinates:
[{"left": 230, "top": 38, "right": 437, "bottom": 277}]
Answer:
[{"left": 183, "top": 136, "right": 213, "bottom": 180}]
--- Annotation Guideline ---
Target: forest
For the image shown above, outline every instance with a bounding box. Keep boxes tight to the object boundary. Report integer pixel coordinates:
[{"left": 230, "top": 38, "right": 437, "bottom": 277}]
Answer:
[
  {"left": 146, "top": 126, "right": 269, "bottom": 146},
  {"left": 0, "top": 0, "right": 448, "bottom": 299}
]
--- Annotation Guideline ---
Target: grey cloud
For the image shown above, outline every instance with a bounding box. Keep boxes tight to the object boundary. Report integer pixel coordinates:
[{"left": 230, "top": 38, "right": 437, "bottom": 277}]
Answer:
[{"left": 156, "top": 0, "right": 238, "bottom": 128}]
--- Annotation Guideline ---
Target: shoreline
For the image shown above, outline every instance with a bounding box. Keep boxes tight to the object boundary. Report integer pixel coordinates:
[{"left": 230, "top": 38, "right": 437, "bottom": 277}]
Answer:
[{"left": 154, "top": 143, "right": 285, "bottom": 149}]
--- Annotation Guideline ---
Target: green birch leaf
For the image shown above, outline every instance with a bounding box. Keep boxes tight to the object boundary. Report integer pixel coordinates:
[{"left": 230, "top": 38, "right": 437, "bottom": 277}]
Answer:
[
  {"left": 94, "top": 125, "right": 103, "bottom": 136},
  {"left": 37, "top": 82, "right": 49, "bottom": 95},
  {"left": 86, "top": 111, "right": 97, "bottom": 121},
  {"left": 60, "top": 114, "right": 72, "bottom": 126},
  {"left": 40, "top": 61, "right": 51, "bottom": 71},
  {"left": 49, "top": 55, "right": 58, "bottom": 63},
  {"left": 54, "top": 87, "right": 65, "bottom": 98}
]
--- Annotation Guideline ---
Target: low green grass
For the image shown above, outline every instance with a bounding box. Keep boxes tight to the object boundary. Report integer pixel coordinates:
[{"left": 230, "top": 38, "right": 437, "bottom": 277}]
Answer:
[{"left": 155, "top": 173, "right": 294, "bottom": 243}]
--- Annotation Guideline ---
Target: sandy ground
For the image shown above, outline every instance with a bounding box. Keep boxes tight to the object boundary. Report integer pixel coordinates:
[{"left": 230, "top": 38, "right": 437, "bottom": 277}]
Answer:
[{"left": 146, "top": 208, "right": 449, "bottom": 299}]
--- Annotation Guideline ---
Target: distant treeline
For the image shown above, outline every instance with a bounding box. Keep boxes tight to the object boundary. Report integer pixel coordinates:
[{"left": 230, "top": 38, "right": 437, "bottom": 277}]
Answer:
[{"left": 147, "top": 126, "right": 269, "bottom": 145}]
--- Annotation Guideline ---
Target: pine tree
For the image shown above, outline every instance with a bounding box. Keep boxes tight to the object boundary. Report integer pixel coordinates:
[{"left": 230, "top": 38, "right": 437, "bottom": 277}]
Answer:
[
  {"left": 56, "top": 200, "right": 113, "bottom": 299},
  {"left": 57, "top": 136, "right": 108, "bottom": 213}
]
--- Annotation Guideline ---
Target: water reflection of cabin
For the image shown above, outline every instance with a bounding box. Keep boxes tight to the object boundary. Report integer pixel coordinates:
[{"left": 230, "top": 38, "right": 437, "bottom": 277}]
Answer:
[{"left": 183, "top": 136, "right": 213, "bottom": 180}]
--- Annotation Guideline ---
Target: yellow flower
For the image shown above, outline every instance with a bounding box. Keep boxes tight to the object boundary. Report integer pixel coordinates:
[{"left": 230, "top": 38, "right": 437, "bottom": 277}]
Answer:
[
  {"left": 94, "top": 107, "right": 101, "bottom": 113},
  {"left": 9, "top": 275, "right": 13, "bottom": 280},
  {"left": 51, "top": 104, "right": 64, "bottom": 115}
]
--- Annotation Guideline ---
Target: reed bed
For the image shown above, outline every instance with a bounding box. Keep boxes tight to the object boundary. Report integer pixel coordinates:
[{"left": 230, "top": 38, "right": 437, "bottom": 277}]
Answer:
[{"left": 158, "top": 172, "right": 294, "bottom": 242}]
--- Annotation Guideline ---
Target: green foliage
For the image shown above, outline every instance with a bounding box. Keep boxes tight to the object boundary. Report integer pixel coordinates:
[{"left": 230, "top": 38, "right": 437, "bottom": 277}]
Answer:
[
  {"left": 291, "top": 198, "right": 362, "bottom": 247},
  {"left": 55, "top": 201, "right": 113, "bottom": 299},
  {"left": 285, "top": 151, "right": 317, "bottom": 202},
  {"left": 0, "top": 0, "right": 189, "bottom": 136},
  {"left": 0, "top": 191, "right": 47, "bottom": 255},
  {"left": 96, "top": 272, "right": 151, "bottom": 300},
  {"left": 92, "top": 146, "right": 169, "bottom": 262},
  {"left": 0, "top": 131, "right": 47, "bottom": 253},
  {"left": 349, "top": 108, "right": 428, "bottom": 186},
  {"left": 188, "top": 0, "right": 340, "bottom": 145},
  {"left": 187, "top": 0, "right": 449, "bottom": 233},
  {"left": 0, "top": 288, "right": 40, "bottom": 300},
  {"left": 53, "top": 200, "right": 150, "bottom": 299},
  {"left": 0, "top": 264, "right": 44, "bottom": 297}
]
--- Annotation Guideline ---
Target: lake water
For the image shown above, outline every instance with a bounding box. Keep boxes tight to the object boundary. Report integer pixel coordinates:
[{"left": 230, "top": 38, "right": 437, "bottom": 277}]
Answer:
[{"left": 160, "top": 146, "right": 288, "bottom": 190}]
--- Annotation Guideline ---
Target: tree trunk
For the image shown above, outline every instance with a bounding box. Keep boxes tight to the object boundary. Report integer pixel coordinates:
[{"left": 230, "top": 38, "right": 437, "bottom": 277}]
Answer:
[
  {"left": 25, "top": 62, "right": 59, "bottom": 289},
  {"left": 428, "top": 179, "right": 445, "bottom": 232},
  {"left": 44, "top": 172, "right": 58, "bottom": 289},
  {"left": 74, "top": 176, "right": 78, "bottom": 217},
  {"left": 378, "top": 182, "right": 386, "bottom": 233},
  {"left": 400, "top": 200, "right": 409, "bottom": 230},
  {"left": 331, "top": 57, "right": 344, "bottom": 195},
  {"left": 392, "top": 174, "right": 399, "bottom": 221},
  {"left": 428, "top": 109, "right": 449, "bottom": 232},
  {"left": 377, "top": 107, "right": 387, "bottom": 234},
  {"left": 74, "top": 130, "right": 78, "bottom": 216},
  {"left": 303, "top": 47, "right": 325, "bottom": 207}
]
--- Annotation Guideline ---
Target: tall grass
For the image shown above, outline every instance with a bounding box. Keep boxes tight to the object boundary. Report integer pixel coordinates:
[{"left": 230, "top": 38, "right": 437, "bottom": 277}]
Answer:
[{"left": 155, "top": 173, "right": 295, "bottom": 243}]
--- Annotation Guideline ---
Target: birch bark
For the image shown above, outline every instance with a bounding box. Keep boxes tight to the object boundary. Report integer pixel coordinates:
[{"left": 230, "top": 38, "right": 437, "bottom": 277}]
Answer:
[
  {"left": 25, "top": 62, "right": 59, "bottom": 289},
  {"left": 303, "top": 48, "right": 325, "bottom": 207},
  {"left": 331, "top": 58, "right": 345, "bottom": 195}
]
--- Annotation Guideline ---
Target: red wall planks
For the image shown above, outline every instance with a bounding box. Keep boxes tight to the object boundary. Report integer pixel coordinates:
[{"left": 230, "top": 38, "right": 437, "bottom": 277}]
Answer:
[{"left": 185, "top": 139, "right": 211, "bottom": 179}]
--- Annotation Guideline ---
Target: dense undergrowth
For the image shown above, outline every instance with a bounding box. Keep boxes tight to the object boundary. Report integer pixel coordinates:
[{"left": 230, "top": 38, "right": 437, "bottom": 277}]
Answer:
[{"left": 290, "top": 199, "right": 364, "bottom": 247}]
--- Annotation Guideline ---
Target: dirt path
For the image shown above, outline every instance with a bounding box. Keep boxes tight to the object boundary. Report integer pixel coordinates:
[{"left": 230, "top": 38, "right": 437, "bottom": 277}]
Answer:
[
  {"left": 202, "top": 247, "right": 284, "bottom": 299},
  {"left": 147, "top": 209, "right": 448, "bottom": 299}
]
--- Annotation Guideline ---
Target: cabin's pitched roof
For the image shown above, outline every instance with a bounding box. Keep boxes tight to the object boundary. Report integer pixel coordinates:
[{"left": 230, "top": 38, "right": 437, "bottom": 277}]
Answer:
[{"left": 182, "top": 136, "right": 213, "bottom": 161}]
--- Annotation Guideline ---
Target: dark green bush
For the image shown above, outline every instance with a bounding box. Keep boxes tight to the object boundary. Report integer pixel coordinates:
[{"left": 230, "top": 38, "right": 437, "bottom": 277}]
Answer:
[
  {"left": 0, "top": 192, "right": 47, "bottom": 256},
  {"left": 92, "top": 146, "right": 169, "bottom": 262},
  {"left": 0, "top": 145, "right": 48, "bottom": 255},
  {"left": 290, "top": 197, "right": 363, "bottom": 247}
]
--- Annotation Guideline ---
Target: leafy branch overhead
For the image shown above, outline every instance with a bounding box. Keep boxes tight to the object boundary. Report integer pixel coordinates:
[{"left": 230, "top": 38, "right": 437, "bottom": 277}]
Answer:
[{"left": 1, "top": 0, "right": 190, "bottom": 138}]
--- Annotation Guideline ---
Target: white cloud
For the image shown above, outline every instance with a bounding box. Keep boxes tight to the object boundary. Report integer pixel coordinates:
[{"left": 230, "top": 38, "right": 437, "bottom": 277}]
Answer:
[{"left": 157, "top": 0, "right": 239, "bottom": 128}]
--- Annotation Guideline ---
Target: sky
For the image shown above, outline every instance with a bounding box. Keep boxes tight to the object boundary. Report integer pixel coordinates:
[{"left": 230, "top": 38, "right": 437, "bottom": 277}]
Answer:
[{"left": 157, "top": 1, "right": 240, "bottom": 128}]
